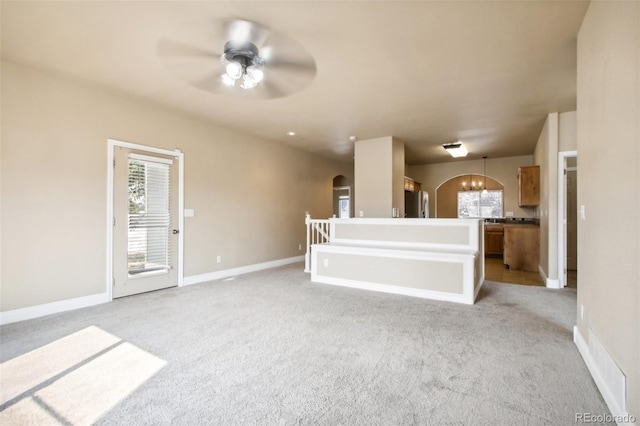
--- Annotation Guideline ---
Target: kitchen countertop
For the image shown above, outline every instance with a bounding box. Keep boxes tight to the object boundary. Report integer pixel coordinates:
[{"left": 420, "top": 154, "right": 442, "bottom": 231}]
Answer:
[{"left": 484, "top": 218, "right": 539, "bottom": 226}]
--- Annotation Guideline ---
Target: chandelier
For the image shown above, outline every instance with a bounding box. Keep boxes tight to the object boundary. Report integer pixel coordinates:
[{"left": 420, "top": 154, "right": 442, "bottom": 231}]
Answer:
[
  {"left": 461, "top": 175, "right": 482, "bottom": 191},
  {"left": 221, "top": 41, "right": 264, "bottom": 89},
  {"left": 461, "top": 156, "right": 489, "bottom": 195}
]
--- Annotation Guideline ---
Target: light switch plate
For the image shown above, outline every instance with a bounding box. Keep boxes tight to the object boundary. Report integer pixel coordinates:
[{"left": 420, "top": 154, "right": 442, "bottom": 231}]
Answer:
[{"left": 184, "top": 209, "right": 194, "bottom": 217}]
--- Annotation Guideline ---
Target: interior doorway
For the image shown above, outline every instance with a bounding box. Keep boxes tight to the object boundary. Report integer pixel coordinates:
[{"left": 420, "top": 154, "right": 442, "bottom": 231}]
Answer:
[
  {"left": 558, "top": 151, "right": 578, "bottom": 288},
  {"left": 332, "top": 175, "right": 352, "bottom": 218}
]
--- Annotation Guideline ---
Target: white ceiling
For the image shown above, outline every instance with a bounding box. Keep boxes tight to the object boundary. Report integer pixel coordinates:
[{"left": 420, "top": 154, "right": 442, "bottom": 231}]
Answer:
[{"left": 0, "top": 1, "right": 589, "bottom": 164}]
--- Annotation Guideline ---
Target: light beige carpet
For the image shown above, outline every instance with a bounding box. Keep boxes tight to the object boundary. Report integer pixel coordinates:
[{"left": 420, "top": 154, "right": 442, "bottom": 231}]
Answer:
[{"left": 0, "top": 263, "right": 611, "bottom": 425}]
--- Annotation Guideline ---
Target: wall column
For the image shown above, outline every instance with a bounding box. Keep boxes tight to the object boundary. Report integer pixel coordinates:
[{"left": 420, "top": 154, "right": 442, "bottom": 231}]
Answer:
[{"left": 354, "top": 137, "right": 405, "bottom": 218}]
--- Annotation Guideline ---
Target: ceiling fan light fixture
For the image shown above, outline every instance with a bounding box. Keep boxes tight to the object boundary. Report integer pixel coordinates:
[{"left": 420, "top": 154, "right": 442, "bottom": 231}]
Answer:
[
  {"left": 221, "top": 40, "right": 265, "bottom": 90},
  {"left": 246, "top": 65, "right": 264, "bottom": 83},
  {"left": 241, "top": 74, "right": 258, "bottom": 89},
  {"left": 221, "top": 73, "right": 236, "bottom": 87},
  {"left": 225, "top": 61, "right": 244, "bottom": 80},
  {"left": 443, "top": 142, "right": 468, "bottom": 158}
]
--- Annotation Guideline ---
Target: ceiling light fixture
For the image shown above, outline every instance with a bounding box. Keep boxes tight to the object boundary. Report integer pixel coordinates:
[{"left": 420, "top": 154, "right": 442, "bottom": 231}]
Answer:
[
  {"left": 221, "top": 41, "right": 264, "bottom": 89},
  {"left": 443, "top": 142, "right": 468, "bottom": 158},
  {"left": 287, "top": 131, "right": 296, "bottom": 136},
  {"left": 461, "top": 174, "right": 482, "bottom": 191}
]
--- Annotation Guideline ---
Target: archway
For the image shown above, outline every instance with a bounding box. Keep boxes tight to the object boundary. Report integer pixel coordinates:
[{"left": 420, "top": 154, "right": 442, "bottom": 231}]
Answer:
[{"left": 435, "top": 174, "right": 504, "bottom": 218}]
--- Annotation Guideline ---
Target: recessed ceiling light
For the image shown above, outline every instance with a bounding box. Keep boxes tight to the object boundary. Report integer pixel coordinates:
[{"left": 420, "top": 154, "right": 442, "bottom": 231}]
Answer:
[
  {"left": 349, "top": 136, "right": 357, "bottom": 142},
  {"left": 287, "top": 131, "right": 296, "bottom": 136}
]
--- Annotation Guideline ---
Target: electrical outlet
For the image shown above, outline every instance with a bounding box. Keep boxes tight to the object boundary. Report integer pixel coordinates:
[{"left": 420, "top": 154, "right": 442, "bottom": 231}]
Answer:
[
  {"left": 359, "top": 211, "right": 364, "bottom": 217},
  {"left": 323, "top": 258, "right": 329, "bottom": 267},
  {"left": 216, "top": 255, "right": 221, "bottom": 263},
  {"left": 580, "top": 304, "right": 584, "bottom": 320},
  {"left": 298, "top": 244, "right": 302, "bottom": 251}
]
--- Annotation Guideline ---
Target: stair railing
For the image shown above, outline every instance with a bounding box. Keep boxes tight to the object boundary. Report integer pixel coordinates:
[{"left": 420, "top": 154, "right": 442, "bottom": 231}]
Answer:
[{"left": 304, "top": 214, "right": 332, "bottom": 272}]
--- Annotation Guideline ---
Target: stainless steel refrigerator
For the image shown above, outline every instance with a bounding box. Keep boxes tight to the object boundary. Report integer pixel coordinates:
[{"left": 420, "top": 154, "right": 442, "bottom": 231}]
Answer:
[{"left": 405, "top": 191, "right": 429, "bottom": 218}]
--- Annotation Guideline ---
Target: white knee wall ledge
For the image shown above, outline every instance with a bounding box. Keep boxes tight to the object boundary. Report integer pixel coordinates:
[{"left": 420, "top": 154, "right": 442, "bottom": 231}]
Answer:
[{"left": 310, "top": 218, "right": 485, "bottom": 305}]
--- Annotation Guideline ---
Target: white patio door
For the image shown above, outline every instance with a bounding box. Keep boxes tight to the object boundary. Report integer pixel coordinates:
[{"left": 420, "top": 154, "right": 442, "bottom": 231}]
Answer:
[{"left": 113, "top": 146, "right": 179, "bottom": 298}]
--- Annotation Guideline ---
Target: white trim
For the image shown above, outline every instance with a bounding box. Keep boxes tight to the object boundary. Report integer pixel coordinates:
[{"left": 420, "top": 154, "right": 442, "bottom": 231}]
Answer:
[
  {"left": 311, "top": 275, "right": 474, "bottom": 305},
  {"left": 107, "top": 142, "right": 115, "bottom": 301},
  {"left": 538, "top": 265, "right": 562, "bottom": 289},
  {"left": 128, "top": 152, "right": 174, "bottom": 165},
  {"left": 183, "top": 256, "right": 304, "bottom": 286},
  {"left": 557, "top": 151, "right": 577, "bottom": 288},
  {"left": 107, "top": 139, "right": 185, "bottom": 300},
  {"left": 0, "top": 293, "right": 109, "bottom": 326},
  {"left": 574, "top": 327, "right": 635, "bottom": 425},
  {"left": 177, "top": 150, "right": 184, "bottom": 286}
]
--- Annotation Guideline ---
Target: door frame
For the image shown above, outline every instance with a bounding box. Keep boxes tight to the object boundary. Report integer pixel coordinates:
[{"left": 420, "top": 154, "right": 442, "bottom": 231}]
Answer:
[
  {"left": 106, "top": 139, "right": 184, "bottom": 301},
  {"left": 557, "top": 150, "right": 577, "bottom": 288}
]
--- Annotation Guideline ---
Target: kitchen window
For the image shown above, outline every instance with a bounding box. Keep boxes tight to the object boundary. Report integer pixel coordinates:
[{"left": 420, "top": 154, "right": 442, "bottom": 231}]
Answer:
[{"left": 458, "top": 190, "right": 503, "bottom": 218}]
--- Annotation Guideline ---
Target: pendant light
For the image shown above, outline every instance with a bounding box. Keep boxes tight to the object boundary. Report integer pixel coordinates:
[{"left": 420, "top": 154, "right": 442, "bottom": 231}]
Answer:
[{"left": 482, "top": 156, "right": 488, "bottom": 195}]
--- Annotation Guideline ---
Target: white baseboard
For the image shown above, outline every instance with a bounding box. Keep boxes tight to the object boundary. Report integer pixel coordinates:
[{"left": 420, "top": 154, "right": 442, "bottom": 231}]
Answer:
[
  {"left": 0, "top": 293, "right": 109, "bottom": 326},
  {"left": 573, "top": 326, "right": 636, "bottom": 425},
  {"left": 538, "top": 265, "right": 562, "bottom": 289},
  {"left": 183, "top": 255, "right": 304, "bottom": 286},
  {"left": 311, "top": 274, "right": 474, "bottom": 305},
  {"left": 0, "top": 256, "right": 304, "bottom": 326}
]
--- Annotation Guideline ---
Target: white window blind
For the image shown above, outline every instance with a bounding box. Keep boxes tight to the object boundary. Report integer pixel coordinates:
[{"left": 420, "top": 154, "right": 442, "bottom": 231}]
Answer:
[{"left": 127, "top": 158, "right": 172, "bottom": 276}]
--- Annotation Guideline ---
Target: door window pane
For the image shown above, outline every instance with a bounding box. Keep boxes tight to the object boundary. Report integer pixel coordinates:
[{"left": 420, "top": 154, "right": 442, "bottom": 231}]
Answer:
[
  {"left": 128, "top": 159, "right": 171, "bottom": 276},
  {"left": 338, "top": 197, "right": 350, "bottom": 218}
]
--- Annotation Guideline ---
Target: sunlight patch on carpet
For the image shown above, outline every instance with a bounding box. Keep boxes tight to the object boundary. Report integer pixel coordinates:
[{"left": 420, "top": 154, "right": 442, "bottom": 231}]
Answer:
[{"left": 0, "top": 326, "right": 166, "bottom": 424}]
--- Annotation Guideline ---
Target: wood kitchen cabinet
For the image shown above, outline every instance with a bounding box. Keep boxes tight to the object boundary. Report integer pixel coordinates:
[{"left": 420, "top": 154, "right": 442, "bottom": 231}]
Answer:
[
  {"left": 518, "top": 166, "right": 540, "bottom": 207},
  {"left": 484, "top": 224, "right": 504, "bottom": 257},
  {"left": 503, "top": 224, "right": 539, "bottom": 272}
]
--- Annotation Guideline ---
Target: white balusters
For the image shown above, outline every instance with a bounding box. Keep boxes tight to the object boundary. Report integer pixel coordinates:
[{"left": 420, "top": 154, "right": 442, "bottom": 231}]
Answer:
[{"left": 304, "top": 214, "right": 331, "bottom": 272}]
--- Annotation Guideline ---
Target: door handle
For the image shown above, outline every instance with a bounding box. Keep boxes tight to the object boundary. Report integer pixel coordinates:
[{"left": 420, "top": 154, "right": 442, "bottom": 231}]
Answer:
[{"left": 172, "top": 229, "right": 179, "bottom": 235}]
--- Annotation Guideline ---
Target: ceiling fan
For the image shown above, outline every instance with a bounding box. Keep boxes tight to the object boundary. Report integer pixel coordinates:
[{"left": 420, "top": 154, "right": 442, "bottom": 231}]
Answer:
[{"left": 157, "top": 18, "right": 316, "bottom": 99}]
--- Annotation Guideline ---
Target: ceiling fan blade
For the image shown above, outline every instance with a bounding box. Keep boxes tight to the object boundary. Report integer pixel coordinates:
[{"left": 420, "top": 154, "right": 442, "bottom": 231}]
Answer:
[
  {"left": 260, "top": 33, "right": 316, "bottom": 80},
  {"left": 157, "top": 38, "right": 220, "bottom": 59},
  {"left": 188, "top": 69, "right": 226, "bottom": 94},
  {"left": 268, "top": 57, "right": 316, "bottom": 75},
  {"left": 225, "top": 18, "right": 270, "bottom": 47},
  {"left": 255, "top": 78, "right": 290, "bottom": 99}
]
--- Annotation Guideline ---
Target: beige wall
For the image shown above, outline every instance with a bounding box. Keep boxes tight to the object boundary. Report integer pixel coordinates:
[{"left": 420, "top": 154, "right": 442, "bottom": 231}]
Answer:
[
  {"left": 533, "top": 110, "right": 577, "bottom": 283},
  {"left": 559, "top": 111, "right": 577, "bottom": 152},
  {"left": 577, "top": 1, "right": 639, "bottom": 418},
  {"left": 354, "top": 137, "right": 405, "bottom": 218},
  {"left": 392, "top": 139, "right": 405, "bottom": 218},
  {"left": 533, "top": 113, "right": 559, "bottom": 282},
  {"left": 0, "top": 60, "right": 351, "bottom": 312},
  {"left": 407, "top": 155, "right": 534, "bottom": 219}
]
